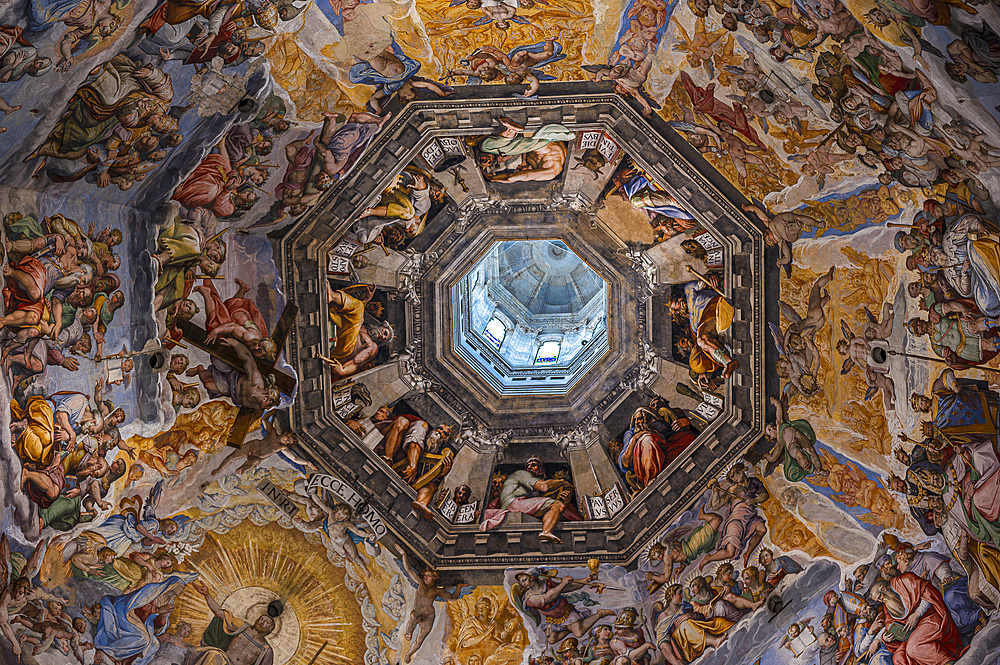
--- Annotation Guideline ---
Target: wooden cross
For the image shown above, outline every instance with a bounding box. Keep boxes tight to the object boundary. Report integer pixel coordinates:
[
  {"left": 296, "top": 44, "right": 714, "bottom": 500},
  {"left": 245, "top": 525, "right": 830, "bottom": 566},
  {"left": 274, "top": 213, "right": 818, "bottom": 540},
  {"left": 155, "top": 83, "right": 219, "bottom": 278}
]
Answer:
[{"left": 178, "top": 302, "right": 299, "bottom": 448}]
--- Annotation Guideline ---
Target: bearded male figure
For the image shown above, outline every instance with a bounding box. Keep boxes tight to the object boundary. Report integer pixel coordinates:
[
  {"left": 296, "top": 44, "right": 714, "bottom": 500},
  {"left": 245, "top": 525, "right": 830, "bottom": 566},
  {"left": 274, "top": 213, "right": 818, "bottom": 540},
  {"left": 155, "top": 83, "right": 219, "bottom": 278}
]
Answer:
[
  {"left": 185, "top": 580, "right": 275, "bottom": 665},
  {"left": 870, "top": 572, "right": 963, "bottom": 665}
]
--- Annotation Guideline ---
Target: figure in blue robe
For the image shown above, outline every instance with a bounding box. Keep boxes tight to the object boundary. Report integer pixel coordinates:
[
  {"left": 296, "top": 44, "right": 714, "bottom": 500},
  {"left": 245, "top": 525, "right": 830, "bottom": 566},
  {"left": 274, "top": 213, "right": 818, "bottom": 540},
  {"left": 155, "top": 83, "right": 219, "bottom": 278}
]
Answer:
[{"left": 94, "top": 573, "right": 198, "bottom": 665}]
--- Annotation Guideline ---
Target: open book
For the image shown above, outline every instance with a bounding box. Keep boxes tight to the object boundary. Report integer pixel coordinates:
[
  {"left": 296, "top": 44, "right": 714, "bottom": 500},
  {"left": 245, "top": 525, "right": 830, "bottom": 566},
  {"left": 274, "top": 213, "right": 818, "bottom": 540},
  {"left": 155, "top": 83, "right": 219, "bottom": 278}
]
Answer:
[{"left": 789, "top": 629, "right": 816, "bottom": 657}]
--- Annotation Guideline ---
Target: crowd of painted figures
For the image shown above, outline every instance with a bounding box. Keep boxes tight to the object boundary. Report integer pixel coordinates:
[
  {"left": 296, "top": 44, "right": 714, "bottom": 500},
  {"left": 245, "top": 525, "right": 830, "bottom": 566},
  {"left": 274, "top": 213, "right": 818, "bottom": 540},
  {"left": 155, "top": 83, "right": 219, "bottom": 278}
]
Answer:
[{"left": 0, "top": 0, "right": 997, "bottom": 658}]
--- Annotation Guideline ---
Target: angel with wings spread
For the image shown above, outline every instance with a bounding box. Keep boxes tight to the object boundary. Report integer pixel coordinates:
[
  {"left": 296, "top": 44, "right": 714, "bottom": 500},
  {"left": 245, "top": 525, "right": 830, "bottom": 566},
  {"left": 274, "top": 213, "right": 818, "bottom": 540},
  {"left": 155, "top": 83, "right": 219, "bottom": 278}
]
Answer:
[
  {"left": 836, "top": 320, "right": 897, "bottom": 410},
  {"left": 858, "top": 302, "right": 895, "bottom": 342},
  {"left": 0, "top": 534, "right": 49, "bottom": 660},
  {"left": 445, "top": 39, "right": 566, "bottom": 97},
  {"left": 510, "top": 568, "right": 613, "bottom": 644},
  {"left": 768, "top": 267, "right": 834, "bottom": 398},
  {"left": 91, "top": 482, "right": 188, "bottom": 556},
  {"left": 673, "top": 17, "right": 731, "bottom": 76}
]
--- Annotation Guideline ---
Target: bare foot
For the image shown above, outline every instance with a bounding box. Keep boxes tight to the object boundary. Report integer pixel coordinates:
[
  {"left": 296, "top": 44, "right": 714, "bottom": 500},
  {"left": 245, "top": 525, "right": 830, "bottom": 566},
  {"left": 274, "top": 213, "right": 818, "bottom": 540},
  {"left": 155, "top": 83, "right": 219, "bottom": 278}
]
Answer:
[
  {"left": 723, "top": 359, "right": 739, "bottom": 379},
  {"left": 538, "top": 531, "right": 562, "bottom": 544},
  {"left": 411, "top": 501, "right": 436, "bottom": 521}
]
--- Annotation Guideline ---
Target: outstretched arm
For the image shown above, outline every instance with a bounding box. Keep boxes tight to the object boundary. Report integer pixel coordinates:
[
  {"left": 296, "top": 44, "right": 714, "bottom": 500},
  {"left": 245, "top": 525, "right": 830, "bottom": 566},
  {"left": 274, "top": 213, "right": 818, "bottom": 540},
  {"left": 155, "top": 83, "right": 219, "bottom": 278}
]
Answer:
[
  {"left": 742, "top": 203, "right": 769, "bottom": 223},
  {"left": 394, "top": 543, "right": 418, "bottom": 581},
  {"left": 435, "top": 584, "right": 466, "bottom": 601},
  {"left": 410, "top": 79, "right": 451, "bottom": 97},
  {"left": 561, "top": 572, "right": 598, "bottom": 593},
  {"left": 770, "top": 395, "right": 787, "bottom": 424},
  {"left": 191, "top": 580, "right": 225, "bottom": 619},
  {"left": 878, "top": 302, "right": 895, "bottom": 337},
  {"left": 0, "top": 590, "right": 21, "bottom": 658},
  {"left": 135, "top": 522, "right": 167, "bottom": 545},
  {"left": 222, "top": 337, "right": 263, "bottom": 387},
  {"left": 539, "top": 576, "right": 573, "bottom": 603},
  {"left": 523, "top": 72, "right": 541, "bottom": 97}
]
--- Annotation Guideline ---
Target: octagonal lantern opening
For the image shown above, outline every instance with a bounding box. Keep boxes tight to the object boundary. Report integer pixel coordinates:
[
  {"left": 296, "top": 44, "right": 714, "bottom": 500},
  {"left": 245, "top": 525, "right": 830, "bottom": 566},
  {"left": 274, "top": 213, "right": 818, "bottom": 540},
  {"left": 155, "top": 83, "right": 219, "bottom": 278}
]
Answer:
[{"left": 452, "top": 239, "right": 610, "bottom": 396}]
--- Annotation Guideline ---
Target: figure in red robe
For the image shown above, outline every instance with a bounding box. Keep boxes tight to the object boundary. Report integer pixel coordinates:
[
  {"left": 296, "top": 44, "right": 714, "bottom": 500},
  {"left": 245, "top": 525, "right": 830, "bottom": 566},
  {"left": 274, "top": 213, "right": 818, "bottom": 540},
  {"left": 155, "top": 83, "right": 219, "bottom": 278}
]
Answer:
[
  {"left": 680, "top": 71, "right": 767, "bottom": 151},
  {"left": 871, "top": 571, "right": 964, "bottom": 665},
  {"left": 1, "top": 255, "right": 48, "bottom": 332},
  {"left": 172, "top": 148, "right": 243, "bottom": 218},
  {"left": 194, "top": 278, "right": 276, "bottom": 363},
  {"left": 618, "top": 403, "right": 696, "bottom": 489}
]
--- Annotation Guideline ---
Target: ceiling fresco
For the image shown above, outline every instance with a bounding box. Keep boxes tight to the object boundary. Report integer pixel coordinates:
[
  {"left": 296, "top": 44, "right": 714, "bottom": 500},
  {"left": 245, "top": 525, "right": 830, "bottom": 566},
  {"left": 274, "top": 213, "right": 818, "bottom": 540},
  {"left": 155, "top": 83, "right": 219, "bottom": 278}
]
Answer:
[{"left": 0, "top": 0, "right": 998, "bottom": 661}]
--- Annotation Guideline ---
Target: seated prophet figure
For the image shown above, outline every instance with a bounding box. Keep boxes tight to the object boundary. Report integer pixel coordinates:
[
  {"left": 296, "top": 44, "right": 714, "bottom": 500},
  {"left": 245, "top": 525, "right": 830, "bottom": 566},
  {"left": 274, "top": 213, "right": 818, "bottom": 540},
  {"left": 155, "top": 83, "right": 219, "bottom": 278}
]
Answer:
[
  {"left": 185, "top": 580, "right": 275, "bottom": 665},
  {"left": 669, "top": 279, "right": 739, "bottom": 388},
  {"left": 869, "top": 575, "right": 963, "bottom": 665},
  {"left": 479, "top": 458, "right": 581, "bottom": 544},
  {"left": 618, "top": 399, "right": 696, "bottom": 490},
  {"left": 324, "top": 282, "right": 394, "bottom": 379},
  {"left": 478, "top": 117, "right": 574, "bottom": 182}
]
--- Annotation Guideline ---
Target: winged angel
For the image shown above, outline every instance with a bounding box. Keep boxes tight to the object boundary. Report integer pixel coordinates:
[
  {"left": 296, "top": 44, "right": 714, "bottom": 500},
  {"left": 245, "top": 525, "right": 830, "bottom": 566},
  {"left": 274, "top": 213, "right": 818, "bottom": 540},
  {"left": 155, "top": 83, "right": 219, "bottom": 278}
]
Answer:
[
  {"left": 510, "top": 568, "right": 612, "bottom": 643},
  {"left": 673, "top": 17, "right": 736, "bottom": 77},
  {"left": 768, "top": 268, "right": 835, "bottom": 399},
  {"left": 837, "top": 318, "right": 896, "bottom": 410},
  {"left": 0, "top": 535, "right": 50, "bottom": 660},
  {"left": 779, "top": 615, "right": 819, "bottom": 657}
]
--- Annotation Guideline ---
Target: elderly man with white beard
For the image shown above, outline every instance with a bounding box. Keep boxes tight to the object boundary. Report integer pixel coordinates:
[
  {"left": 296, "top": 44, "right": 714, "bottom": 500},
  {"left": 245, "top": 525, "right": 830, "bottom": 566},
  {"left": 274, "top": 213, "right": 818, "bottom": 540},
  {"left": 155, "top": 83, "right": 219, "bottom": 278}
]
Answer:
[
  {"left": 870, "top": 562, "right": 964, "bottom": 665},
  {"left": 372, "top": 407, "right": 452, "bottom": 483},
  {"left": 853, "top": 601, "right": 894, "bottom": 665}
]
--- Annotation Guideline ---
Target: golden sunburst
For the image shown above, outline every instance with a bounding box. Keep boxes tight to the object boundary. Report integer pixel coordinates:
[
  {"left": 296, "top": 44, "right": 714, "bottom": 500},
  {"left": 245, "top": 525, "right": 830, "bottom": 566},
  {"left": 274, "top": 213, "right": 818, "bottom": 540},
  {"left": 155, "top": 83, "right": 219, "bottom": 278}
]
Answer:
[{"left": 172, "top": 521, "right": 367, "bottom": 665}]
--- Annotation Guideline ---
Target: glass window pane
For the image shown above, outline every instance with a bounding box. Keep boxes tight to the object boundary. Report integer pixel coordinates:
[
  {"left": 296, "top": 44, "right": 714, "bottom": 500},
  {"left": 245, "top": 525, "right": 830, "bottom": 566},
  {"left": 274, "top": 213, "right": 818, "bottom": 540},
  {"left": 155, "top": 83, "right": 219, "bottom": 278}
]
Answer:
[
  {"left": 484, "top": 317, "right": 506, "bottom": 349},
  {"left": 535, "top": 340, "right": 560, "bottom": 364}
]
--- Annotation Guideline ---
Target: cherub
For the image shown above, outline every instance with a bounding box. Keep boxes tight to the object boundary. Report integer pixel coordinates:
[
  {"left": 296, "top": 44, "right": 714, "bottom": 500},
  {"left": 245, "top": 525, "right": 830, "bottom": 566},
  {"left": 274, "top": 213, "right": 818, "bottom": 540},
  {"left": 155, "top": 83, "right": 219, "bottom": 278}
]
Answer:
[
  {"left": 743, "top": 203, "right": 825, "bottom": 274},
  {"left": 723, "top": 50, "right": 768, "bottom": 96},
  {"left": 768, "top": 267, "right": 835, "bottom": 398},
  {"left": 394, "top": 543, "right": 468, "bottom": 664},
  {"left": 786, "top": 131, "right": 854, "bottom": 188},
  {"left": 673, "top": 17, "right": 729, "bottom": 75},
  {"left": 779, "top": 617, "right": 816, "bottom": 655},
  {"left": 858, "top": 302, "right": 895, "bottom": 341},
  {"left": 836, "top": 320, "right": 896, "bottom": 410},
  {"left": 0, "top": 535, "right": 48, "bottom": 660},
  {"left": 591, "top": 59, "right": 658, "bottom": 116},
  {"left": 14, "top": 609, "right": 89, "bottom": 663}
]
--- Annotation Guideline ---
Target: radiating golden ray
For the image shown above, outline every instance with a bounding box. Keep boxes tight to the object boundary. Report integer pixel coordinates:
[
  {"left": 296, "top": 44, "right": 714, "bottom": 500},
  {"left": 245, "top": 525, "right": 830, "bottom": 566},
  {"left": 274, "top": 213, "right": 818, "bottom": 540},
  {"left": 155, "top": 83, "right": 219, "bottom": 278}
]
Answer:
[{"left": 173, "top": 522, "right": 367, "bottom": 665}]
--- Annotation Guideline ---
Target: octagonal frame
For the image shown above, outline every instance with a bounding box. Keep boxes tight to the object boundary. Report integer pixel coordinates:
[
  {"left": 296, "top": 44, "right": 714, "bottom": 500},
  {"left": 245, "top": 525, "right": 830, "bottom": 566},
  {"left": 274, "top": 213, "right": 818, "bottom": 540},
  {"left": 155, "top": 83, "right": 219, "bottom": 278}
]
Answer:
[{"left": 274, "top": 85, "right": 776, "bottom": 582}]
